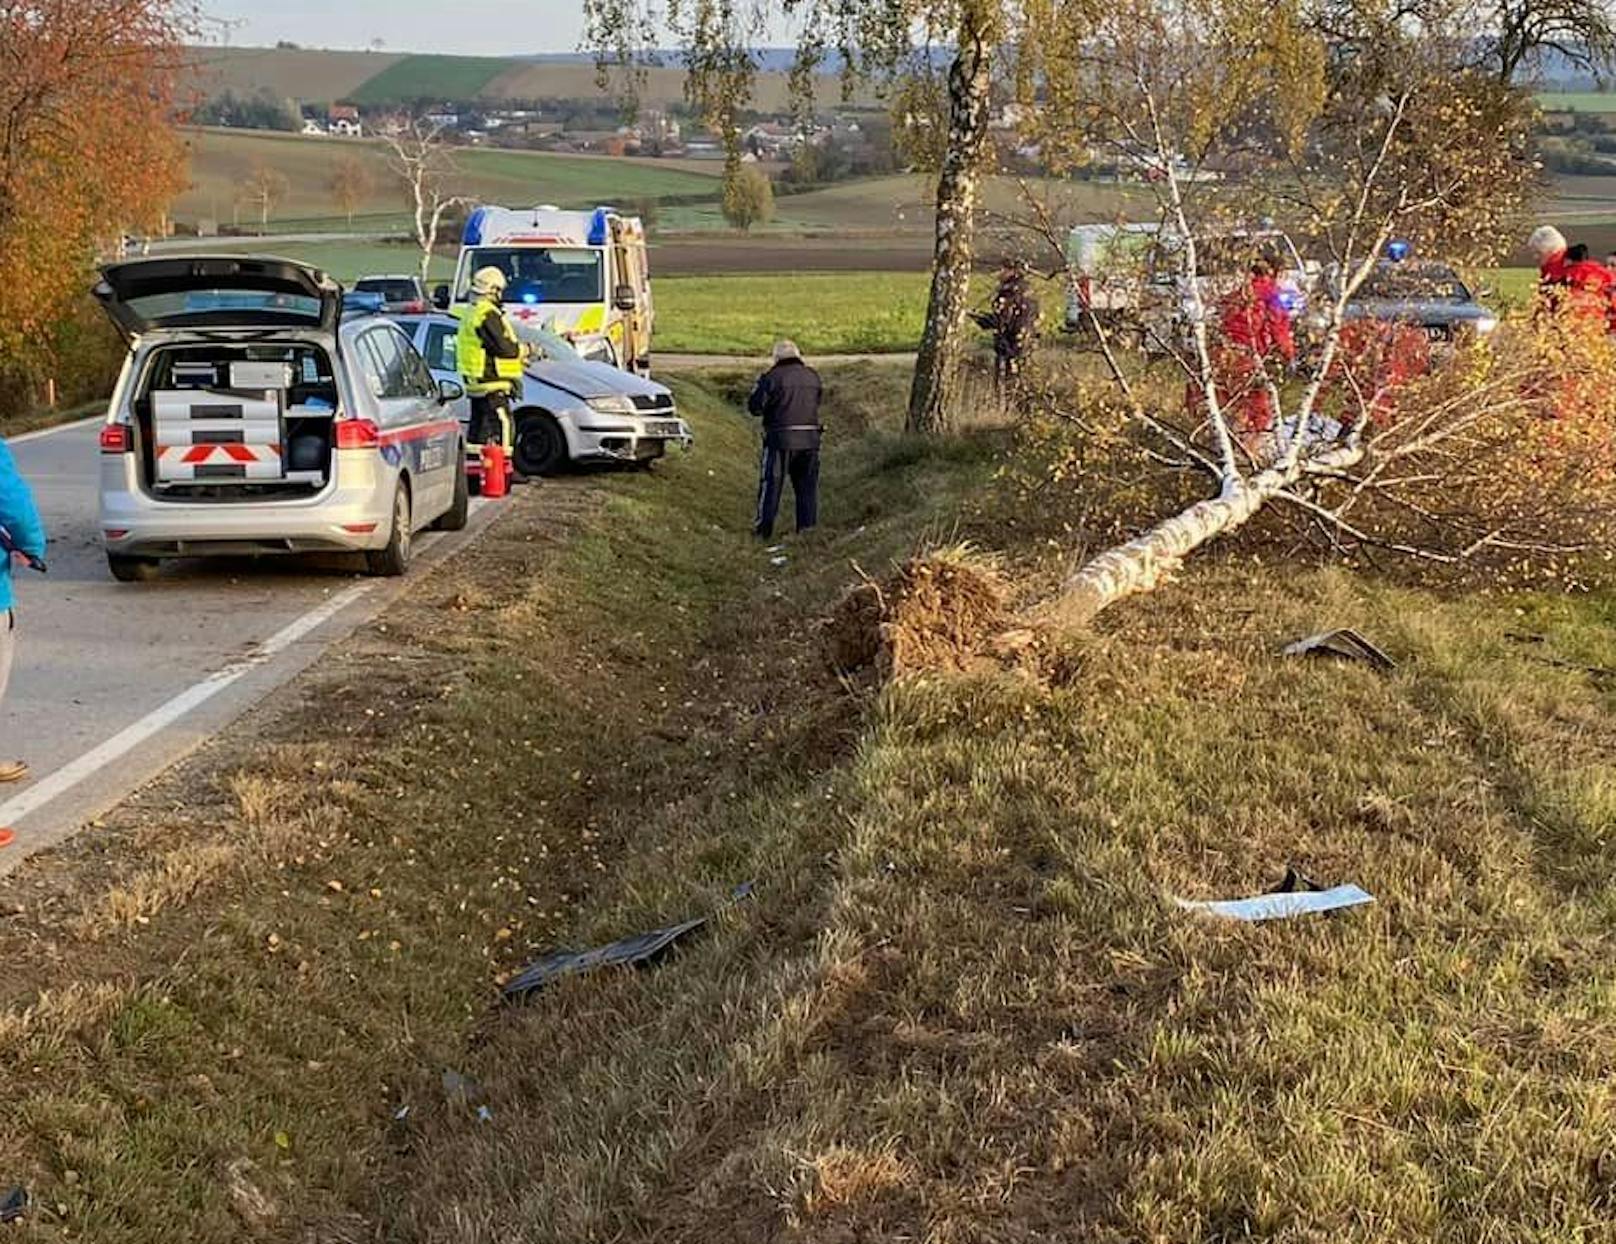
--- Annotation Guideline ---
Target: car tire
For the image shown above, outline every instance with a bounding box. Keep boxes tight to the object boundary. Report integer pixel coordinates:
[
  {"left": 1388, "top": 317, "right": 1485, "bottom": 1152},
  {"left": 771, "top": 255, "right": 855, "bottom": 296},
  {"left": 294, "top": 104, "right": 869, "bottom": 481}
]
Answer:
[
  {"left": 107, "top": 553, "right": 161, "bottom": 583},
  {"left": 366, "top": 481, "right": 413, "bottom": 577},
  {"left": 433, "top": 447, "right": 470, "bottom": 531},
  {"left": 513, "top": 412, "right": 568, "bottom": 477}
]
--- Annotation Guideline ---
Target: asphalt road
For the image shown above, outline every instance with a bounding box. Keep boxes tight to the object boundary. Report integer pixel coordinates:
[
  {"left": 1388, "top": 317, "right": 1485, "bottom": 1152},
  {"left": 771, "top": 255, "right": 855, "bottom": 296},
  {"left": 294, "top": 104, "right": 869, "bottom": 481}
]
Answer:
[{"left": 0, "top": 417, "right": 496, "bottom": 872}]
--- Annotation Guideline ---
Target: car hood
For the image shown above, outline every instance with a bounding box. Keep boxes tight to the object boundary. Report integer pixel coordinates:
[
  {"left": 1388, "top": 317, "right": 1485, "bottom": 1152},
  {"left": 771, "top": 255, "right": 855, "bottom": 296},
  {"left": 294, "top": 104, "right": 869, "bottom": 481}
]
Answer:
[{"left": 529, "top": 357, "right": 671, "bottom": 402}]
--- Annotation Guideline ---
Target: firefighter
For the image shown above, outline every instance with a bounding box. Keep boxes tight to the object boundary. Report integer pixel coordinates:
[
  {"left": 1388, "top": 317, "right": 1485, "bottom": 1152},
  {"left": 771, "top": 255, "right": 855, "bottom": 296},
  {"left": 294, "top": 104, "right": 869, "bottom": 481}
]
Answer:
[
  {"left": 456, "top": 266, "right": 529, "bottom": 460},
  {"left": 976, "top": 259, "right": 1040, "bottom": 389}
]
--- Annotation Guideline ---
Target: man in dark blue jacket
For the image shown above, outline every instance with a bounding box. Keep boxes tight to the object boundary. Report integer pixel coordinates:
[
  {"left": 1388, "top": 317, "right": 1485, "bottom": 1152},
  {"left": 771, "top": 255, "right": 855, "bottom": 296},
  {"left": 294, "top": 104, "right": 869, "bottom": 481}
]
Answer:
[
  {"left": 1, "top": 435, "right": 46, "bottom": 788},
  {"left": 747, "top": 340, "right": 823, "bottom": 539}
]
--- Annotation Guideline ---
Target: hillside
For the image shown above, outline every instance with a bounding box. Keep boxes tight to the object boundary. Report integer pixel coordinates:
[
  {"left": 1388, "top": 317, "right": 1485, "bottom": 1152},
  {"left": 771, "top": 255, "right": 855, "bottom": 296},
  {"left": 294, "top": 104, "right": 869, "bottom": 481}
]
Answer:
[
  {"left": 182, "top": 44, "right": 854, "bottom": 109},
  {"left": 173, "top": 127, "right": 720, "bottom": 229},
  {"left": 183, "top": 46, "right": 407, "bottom": 104}
]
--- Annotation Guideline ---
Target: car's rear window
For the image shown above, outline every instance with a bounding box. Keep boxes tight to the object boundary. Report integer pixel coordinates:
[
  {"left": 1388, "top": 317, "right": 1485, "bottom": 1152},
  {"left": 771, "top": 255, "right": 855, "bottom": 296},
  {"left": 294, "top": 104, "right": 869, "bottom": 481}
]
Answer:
[
  {"left": 126, "top": 289, "right": 323, "bottom": 323},
  {"left": 356, "top": 279, "right": 419, "bottom": 301}
]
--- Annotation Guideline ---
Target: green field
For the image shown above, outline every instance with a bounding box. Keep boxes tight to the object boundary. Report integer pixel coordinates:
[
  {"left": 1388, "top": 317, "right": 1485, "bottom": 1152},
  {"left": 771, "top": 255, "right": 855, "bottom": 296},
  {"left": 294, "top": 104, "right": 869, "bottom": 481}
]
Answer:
[
  {"left": 653, "top": 272, "right": 939, "bottom": 353},
  {"left": 174, "top": 127, "right": 720, "bottom": 230},
  {"left": 348, "top": 54, "right": 520, "bottom": 105},
  {"left": 1538, "top": 91, "right": 1616, "bottom": 112}
]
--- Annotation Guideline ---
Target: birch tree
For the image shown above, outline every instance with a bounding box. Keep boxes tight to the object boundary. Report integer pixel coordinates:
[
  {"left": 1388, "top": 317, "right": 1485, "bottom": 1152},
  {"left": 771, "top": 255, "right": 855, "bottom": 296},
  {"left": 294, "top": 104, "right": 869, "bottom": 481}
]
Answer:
[
  {"left": 1005, "top": 0, "right": 1609, "bottom": 628},
  {"left": 381, "top": 118, "right": 469, "bottom": 288},
  {"left": 581, "top": 0, "right": 1059, "bottom": 435}
]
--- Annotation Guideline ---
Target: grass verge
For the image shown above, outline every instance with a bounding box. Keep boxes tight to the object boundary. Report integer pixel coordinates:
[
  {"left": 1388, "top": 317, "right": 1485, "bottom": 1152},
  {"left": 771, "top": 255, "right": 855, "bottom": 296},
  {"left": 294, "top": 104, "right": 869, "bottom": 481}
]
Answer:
[{"left": 1, "top": 361, "right": 1614, "bottom": 1241}]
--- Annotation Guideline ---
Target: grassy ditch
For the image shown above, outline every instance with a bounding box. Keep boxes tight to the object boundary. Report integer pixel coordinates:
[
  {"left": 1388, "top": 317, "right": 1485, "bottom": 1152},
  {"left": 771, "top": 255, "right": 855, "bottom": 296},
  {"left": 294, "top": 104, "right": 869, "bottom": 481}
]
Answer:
[{"left": 2, "top": 362, "right": 1615, "bottom": 1241}]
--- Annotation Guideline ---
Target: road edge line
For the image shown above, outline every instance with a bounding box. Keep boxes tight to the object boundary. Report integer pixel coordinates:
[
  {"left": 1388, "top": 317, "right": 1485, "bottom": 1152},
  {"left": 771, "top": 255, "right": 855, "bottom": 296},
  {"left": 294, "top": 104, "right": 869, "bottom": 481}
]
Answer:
[
  {"left": 0, "top": 582, "right": 373, "bottom": 829},
  {"left": 8, "top": 414, "right": 104, "bottom": 446}
]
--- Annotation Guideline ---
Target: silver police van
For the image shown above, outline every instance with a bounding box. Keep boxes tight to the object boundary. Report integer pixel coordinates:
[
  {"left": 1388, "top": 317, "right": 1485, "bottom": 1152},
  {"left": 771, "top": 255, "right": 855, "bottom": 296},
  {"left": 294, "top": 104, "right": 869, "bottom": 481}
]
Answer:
[{"left": 93, "top": 257, "right": 467, "bottom": 582}]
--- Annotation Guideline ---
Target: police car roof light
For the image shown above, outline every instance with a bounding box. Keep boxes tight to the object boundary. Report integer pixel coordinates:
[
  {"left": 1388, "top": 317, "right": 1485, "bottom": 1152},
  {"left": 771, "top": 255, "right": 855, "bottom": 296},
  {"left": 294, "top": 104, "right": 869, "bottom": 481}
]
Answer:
[{"left": 1385, "top": 239, "right": 1412, "bottom": 262}]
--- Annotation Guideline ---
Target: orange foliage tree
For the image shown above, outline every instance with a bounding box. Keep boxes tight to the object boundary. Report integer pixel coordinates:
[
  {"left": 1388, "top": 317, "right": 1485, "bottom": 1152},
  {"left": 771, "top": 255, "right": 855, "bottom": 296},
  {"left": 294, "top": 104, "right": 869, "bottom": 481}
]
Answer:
[{"left": 0, "top": 0, "right": 191, "bottom": 384}]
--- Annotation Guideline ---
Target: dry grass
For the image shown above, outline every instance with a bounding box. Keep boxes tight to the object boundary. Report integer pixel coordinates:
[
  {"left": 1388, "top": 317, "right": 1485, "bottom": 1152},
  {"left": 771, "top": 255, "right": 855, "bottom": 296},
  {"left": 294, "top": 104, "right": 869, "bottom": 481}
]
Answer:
[{"left": 1, "top": 358, "right": 1613, "bottom": 1242}]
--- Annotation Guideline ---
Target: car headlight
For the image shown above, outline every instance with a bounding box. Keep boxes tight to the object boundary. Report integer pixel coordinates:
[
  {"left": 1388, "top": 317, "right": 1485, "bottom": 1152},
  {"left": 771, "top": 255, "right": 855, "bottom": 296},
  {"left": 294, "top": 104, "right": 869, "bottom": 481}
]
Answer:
[
  {"left": 1475, "top": 315, "right": 1498, "bottom": 334},
  {"left": 586, "top": 394, "right": 636, "bottom": 415}
]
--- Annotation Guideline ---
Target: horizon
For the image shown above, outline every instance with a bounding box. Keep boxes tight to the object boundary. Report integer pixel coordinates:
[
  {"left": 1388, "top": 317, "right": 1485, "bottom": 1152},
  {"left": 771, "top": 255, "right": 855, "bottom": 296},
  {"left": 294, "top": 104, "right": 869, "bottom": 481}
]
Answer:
[{"left": 197, "top": 0, "right": 804, "bottom": 59}]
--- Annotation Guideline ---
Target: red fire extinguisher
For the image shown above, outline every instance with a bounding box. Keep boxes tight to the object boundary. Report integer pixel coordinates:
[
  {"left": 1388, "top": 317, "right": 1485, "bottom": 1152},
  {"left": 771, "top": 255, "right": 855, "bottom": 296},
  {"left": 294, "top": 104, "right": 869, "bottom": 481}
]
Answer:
[{"left": 480, "top": 443, "right": 511, "bottom": 498}]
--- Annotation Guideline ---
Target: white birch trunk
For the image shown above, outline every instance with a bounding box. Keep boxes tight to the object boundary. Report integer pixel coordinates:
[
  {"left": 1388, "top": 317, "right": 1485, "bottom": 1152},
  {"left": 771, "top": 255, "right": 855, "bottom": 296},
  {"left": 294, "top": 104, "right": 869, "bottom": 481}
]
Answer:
[{"left": 1041, "top": 445, "right": 1365, "bottom": 628}]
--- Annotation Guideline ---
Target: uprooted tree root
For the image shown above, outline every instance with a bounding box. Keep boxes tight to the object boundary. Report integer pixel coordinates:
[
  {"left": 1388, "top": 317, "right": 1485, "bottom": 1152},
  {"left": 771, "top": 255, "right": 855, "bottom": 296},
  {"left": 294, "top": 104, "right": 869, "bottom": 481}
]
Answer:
[{"left": 825, "top": 548, "right": 1053, "bottom": 682}]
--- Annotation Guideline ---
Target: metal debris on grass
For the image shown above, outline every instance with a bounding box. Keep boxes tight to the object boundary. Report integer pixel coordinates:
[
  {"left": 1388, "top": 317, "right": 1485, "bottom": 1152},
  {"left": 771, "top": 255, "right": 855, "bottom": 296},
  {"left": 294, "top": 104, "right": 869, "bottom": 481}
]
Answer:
[
  {"left": 1283, "top": 628, "right": 1395, "bottom": 671},
  {"left": 503, "top": 881, "right": 755, "bottom": 1002},
  {"left": 0, "top": 1186, "right": 27, "bottom": 1223},
  {"left": 1175, "top": 864, "right": 1375, "bottom": 922}
]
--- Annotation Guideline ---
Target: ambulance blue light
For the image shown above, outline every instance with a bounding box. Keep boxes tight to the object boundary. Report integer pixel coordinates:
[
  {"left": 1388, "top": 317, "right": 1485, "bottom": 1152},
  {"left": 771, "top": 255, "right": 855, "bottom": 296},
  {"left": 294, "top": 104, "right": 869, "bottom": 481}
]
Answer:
[
  {"left": 522, "top": 292, "right": 538, "bottom": 304},
  {"left": 1385, "top": 239, "right": 1412, "bottom": 262},
  {"left": 463, "top": 207, "right": 489, "bottom": 246},
  {"left": 587, "top": 206, "right": 612, "bottom": 246}
]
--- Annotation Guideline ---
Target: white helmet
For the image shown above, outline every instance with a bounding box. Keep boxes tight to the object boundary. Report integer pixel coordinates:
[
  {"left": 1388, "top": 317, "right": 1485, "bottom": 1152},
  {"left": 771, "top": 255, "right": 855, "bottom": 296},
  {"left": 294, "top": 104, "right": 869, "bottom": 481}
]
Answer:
[
  {"left": 471, "top": 266, "right": 508, "bottom": 299},
  {"left": 1528, "top": 225, "right": 1567, "bottom": 263}
]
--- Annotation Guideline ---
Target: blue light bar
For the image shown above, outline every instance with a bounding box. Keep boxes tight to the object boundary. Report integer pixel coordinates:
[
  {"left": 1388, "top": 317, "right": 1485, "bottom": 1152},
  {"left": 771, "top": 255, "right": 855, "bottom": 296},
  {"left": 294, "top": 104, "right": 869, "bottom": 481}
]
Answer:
[
  {"left": 1385, "top": 239, "right": 1411, "bottom": 262},
  {"left": 463, "top": 206, "right": 489, "bottom": 246},
  {"left": 588, "top": 206, "right": 611, "bottom": 247}
]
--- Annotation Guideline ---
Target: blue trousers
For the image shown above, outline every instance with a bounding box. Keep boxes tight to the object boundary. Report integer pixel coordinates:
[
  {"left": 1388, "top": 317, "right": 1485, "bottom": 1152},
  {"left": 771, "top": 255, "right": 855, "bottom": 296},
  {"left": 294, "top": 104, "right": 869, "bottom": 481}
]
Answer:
[{"left": 754, "top": 445, "right": 819, "bottom": 538}]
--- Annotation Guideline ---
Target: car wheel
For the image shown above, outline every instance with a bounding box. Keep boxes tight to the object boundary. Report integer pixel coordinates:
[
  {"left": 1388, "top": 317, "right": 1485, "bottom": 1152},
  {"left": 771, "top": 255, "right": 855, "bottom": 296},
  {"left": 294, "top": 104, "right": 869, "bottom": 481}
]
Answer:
[
  {"left": 513, "top": 412, "right": 568, "bottom": 477},
  {"left": 366, "top": 481, "right": 413, "bottom": 577},
  {"left": 433, "top": 446, "right": 470, "bottom": 531},
  {"left": 107, "top": 553, "right": 160, "bottom": 583}
]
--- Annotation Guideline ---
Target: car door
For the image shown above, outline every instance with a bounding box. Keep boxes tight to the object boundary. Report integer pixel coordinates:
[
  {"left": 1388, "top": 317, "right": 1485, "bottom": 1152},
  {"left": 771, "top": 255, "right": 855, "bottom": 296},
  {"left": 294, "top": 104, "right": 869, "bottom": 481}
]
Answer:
[
  {"left": 419, "top": 319, "right": 472, "bottom": 429},
  {"left": 355, "top": 324, "right": 456, "bottom": 525}
]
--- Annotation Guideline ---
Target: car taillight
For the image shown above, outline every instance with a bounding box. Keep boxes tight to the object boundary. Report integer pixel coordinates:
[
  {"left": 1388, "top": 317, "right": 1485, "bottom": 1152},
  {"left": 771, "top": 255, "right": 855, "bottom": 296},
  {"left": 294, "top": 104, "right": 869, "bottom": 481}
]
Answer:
[
  {"left": 335, "top": 418, "right": 380, "bottom": 449},
  {"left": 404, "top": 300, "right": 425, "bottom": 313},
  {"left": 99, "top": 424, "right": 131, "bottom": 453}
]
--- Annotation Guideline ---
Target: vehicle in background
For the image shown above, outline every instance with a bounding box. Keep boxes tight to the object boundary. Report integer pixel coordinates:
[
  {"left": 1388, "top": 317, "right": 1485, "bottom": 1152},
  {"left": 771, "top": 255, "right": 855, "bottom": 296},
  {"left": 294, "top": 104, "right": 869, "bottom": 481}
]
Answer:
[
  {"left": 1329, "top": 257, "right": 1498, "bottom": 344},
  {"left": 394, "top": 312, "right": 690, "bottom": 477},
  {"left": 1064, "top": 222, "right": 1317, "bottom": 352},
  {"left": 92, "top": 257, "right": 467, "bottom": 583},
  {"left": 437, "top": 205, "right": 653, "bottom": 374},
  {"left": 354, "top": 274, "right": 429, "bottom": 315}
]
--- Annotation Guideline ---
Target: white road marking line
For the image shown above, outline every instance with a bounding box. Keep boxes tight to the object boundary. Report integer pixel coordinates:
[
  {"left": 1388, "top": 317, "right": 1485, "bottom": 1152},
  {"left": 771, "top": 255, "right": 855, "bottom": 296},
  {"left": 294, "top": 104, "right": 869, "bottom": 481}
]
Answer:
[
  {"left": 8, "top": 414, "right": 103, "bottom": 446},
  {"left": 1, "top": 477, "right": 495, "bottom": 833},
  {"left": 0, "top": 581, "right": 373, "bottom": 829}
]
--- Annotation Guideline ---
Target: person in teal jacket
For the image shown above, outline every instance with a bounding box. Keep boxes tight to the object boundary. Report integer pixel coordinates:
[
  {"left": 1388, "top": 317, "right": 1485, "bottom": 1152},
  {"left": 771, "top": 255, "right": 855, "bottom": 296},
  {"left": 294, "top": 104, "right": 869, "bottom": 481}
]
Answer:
[{"left": 1, "top": 435, "right": 46, "bottom": 787}]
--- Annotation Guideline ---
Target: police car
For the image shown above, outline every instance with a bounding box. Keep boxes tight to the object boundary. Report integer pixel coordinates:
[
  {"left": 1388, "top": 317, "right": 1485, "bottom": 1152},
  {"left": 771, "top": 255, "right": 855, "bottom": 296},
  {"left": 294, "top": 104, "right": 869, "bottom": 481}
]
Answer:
[
  {"left": 394, "top": 313, "right": 690, "bottom": 477},
  {"left": 93, "top": 256, "right": 467, "bottom": 582}
]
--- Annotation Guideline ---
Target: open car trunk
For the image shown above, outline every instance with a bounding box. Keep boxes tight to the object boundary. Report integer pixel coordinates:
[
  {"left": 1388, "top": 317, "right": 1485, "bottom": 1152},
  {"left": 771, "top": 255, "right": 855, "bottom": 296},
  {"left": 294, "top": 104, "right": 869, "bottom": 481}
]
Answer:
[{"left": 131, "top": 340, "right": 340, "bottom": 503}]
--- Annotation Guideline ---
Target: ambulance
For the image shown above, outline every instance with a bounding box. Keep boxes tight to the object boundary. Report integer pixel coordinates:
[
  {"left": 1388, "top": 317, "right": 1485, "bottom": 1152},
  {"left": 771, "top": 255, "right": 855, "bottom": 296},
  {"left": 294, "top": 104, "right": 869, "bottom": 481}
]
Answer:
[{"left": 441, "top": 205, "right": 654, "bottom": 374}]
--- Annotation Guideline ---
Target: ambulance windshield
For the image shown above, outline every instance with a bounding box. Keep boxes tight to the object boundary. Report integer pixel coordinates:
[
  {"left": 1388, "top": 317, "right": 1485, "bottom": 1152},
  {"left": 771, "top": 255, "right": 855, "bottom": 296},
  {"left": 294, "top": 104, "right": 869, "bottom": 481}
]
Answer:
[{"left": 462, "top": 247, "right": 603, "bottom": 305}]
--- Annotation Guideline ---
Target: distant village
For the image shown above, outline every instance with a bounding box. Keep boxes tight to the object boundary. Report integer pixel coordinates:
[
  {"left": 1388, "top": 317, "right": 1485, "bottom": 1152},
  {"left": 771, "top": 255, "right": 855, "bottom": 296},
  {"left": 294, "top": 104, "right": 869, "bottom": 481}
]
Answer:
[{"left": 289, "top": 97, "right": 899, "bottom": 169}]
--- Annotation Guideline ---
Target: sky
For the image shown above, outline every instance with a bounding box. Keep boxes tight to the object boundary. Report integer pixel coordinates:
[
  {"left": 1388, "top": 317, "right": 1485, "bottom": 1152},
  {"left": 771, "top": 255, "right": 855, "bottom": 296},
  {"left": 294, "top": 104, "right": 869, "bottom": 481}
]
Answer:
[{"left": 199, "top": 0, "right": 596, "bottom": 56}]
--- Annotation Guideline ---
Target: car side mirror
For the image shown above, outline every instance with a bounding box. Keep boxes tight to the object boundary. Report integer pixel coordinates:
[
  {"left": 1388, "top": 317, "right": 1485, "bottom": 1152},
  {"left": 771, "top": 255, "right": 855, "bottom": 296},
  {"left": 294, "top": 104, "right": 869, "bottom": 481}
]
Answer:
[
  {"left": 437, "top": 378, "right": 464, "bottom": 404},
  {"left": 432, "top": 284, "right": 451, "bottom": 311},
  {"left": 613, "top": 283, "right": 637, "bottom": 311}
]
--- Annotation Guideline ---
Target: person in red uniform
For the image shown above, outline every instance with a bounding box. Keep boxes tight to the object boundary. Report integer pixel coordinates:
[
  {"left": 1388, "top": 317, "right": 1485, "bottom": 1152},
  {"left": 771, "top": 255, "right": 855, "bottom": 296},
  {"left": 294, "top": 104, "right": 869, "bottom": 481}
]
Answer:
[
  {"left": 1530, "top": 225, "right": 1569, "bottom": 293},
  {"left": 1208, "top": 258, "right": 1296, "bottom": 440}
]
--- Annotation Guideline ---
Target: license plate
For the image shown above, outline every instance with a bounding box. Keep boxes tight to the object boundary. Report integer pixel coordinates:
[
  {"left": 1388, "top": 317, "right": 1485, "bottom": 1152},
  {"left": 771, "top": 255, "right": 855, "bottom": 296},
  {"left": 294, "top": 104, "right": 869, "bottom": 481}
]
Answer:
[{"left": 645, "top": 420, "right": 682, "bottom": 437}]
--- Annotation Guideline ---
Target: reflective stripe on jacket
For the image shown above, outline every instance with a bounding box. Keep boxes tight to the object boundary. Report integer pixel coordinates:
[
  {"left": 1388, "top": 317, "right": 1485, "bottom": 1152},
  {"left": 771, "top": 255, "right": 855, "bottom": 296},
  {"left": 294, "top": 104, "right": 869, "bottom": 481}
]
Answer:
[{"left": 457, "top": 300, "right": 525, "bottom": 395}]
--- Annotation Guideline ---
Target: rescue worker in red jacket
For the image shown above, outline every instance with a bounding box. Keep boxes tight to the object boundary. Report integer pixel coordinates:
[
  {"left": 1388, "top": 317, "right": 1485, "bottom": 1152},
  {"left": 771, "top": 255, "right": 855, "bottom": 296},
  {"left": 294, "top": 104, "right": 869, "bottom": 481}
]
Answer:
[
  {"left": 1200, "top": 258, "right": 1296, "bottom": 440},
  {"left": 1530, "top": 225, "right": 1569, "bottom": 293},
  {"left": 1561, "top": 243, "right": 1616, "bottom": 328}
]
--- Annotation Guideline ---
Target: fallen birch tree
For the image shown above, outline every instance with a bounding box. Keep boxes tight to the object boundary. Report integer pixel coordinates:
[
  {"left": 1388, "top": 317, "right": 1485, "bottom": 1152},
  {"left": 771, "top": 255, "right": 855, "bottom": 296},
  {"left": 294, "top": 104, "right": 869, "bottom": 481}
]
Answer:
[{"left": 1006, "top": 0, "right": 1614, "bottom": 627}]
